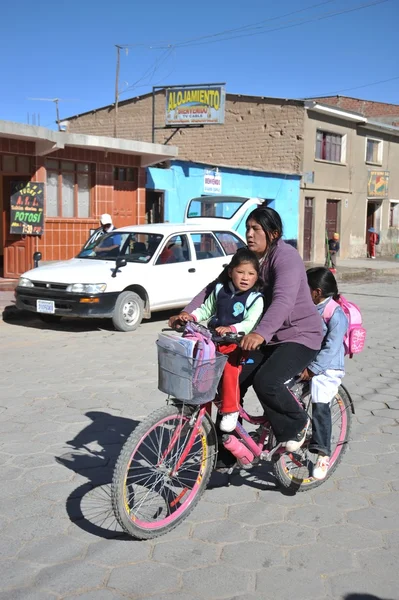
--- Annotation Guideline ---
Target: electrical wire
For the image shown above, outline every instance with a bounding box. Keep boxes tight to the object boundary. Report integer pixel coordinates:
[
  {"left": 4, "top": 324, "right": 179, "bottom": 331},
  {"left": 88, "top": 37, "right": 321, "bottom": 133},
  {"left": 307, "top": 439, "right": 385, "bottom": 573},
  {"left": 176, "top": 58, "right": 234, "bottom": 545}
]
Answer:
[
  {"left": 169, "top": 0, "right": 391, "bottom": 48},
  {"left": 149, "top": 0, "right": 340, "bottom": 48},
  {"left": 307, "top": 75, "right": 399, "bottom": 98}
]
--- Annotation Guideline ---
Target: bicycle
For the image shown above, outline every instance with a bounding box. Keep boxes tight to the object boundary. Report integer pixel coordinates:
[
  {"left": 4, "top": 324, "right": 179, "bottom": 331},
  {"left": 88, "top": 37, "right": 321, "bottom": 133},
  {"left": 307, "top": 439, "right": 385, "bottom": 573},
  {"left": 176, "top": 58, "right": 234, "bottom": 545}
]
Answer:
[{"left": 111, "top": 322, "right": 354, "bottom": 540}]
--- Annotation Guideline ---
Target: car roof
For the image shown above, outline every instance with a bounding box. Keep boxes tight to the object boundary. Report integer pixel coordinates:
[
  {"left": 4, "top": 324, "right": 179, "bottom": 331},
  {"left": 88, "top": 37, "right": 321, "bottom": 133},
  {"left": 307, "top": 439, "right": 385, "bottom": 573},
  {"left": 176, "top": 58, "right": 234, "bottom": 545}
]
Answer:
[{"left": 114, "top": 222, "right": 239, "bottom": 234}]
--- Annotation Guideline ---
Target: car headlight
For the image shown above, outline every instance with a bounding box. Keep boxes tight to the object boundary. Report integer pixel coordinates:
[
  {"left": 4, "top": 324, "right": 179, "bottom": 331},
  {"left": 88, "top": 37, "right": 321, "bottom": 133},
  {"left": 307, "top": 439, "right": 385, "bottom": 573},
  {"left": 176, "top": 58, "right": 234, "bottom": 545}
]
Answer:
[
  {"left": 18, "top": 277, "right": 34, "bottom": 288},
  {"left": 66, "top": 283, "right": 107, "bottom": 294}
]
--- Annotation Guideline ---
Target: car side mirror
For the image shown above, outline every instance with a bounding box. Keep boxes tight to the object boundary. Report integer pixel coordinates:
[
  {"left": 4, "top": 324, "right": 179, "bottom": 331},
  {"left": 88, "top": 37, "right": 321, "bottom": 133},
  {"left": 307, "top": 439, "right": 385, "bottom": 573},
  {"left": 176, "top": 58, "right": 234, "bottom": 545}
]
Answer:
[
  {"left": 112, "top": 257, "right": 127, "bottom": 278},
  {"left": 33, "top": 251, "right": 42, "bottom": 268}
]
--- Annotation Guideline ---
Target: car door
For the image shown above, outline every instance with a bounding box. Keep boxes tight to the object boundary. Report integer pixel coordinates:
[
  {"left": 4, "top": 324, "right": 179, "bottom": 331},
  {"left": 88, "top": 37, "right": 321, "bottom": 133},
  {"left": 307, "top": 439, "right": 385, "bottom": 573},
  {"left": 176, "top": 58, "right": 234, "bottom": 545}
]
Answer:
[
  {"left": 149, "top": 234, "right": 197, "bottom": 309},
  {"left": 187, "top": 232, "right": 228, "bottom": 296}
]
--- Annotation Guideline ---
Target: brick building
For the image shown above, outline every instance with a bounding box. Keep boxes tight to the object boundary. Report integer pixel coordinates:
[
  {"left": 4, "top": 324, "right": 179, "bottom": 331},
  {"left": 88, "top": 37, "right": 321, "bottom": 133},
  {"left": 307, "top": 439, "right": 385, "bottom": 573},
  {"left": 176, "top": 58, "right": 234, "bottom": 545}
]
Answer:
[
  {"left": 310, "top": 95, "right": 399, "bottom": 124},
  {"left": 65, "top": 91, "right": 399, "bottom": 260},
  {"left": 65, "top": 92, "right": 305, "bottom": 243},
  {"left": 0, "top": 121, "right": 176, "bottom": 278}
]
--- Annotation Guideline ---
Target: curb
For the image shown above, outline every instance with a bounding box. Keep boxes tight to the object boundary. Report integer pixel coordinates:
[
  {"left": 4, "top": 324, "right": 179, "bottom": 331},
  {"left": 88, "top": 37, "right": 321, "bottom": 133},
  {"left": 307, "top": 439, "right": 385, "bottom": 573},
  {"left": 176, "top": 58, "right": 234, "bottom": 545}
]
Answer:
[{"left": 336, "top": 268, "right": 399, "bottom": 282}]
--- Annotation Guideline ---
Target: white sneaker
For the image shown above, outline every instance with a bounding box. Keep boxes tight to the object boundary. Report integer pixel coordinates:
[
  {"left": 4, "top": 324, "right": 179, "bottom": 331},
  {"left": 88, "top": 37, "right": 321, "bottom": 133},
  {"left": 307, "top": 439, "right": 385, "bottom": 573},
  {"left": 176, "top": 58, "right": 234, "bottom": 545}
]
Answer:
[
  {"left": 220, "top": 412, "right": 239, "bottom": 432},
  {"left": 285, "top": 419, "right": 310, "bottom": 452},
  {"left": 313, "top": 455, "right": 330, "bottom": 480}
]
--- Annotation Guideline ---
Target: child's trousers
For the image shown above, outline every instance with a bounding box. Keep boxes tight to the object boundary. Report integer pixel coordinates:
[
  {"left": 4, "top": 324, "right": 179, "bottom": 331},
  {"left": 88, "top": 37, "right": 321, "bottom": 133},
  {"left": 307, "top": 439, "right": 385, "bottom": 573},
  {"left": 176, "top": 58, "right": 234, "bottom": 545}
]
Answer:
[
  {"left": 217, "top": 344, "right": 248, "bottom": 414},
  {"left": 310, "top": 369, "right": 344, "bottom": 455}
]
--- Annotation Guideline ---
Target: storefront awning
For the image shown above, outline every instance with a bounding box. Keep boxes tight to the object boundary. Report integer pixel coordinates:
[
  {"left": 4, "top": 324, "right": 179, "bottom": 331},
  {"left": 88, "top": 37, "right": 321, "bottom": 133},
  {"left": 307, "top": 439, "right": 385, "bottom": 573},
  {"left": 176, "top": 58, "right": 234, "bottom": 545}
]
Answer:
[{"left": 0, "top": 120, "right": 178, "bottom": 167}]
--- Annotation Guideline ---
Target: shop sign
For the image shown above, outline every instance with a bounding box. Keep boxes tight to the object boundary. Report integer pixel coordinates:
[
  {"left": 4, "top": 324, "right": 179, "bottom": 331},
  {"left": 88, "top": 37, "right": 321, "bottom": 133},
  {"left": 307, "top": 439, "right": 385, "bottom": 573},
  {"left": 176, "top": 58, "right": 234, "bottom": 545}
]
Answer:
[
  {"left": 204, "top": 169, "right": 222, "bottom": 194},
  {"left": 10, "top": 181, "right": 44, "bottom": 235},
  {"left": 368, "top": 170, "right": 389, "bottom": 198},
  {"left": 166, "top": 86, "right": 225, "bottom": 126}
]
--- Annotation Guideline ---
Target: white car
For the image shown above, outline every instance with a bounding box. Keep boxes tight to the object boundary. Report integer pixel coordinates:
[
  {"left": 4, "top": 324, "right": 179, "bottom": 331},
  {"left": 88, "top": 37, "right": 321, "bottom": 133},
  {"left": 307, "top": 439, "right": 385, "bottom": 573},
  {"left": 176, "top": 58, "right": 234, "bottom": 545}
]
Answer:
[{"left": 15, "top": 196, "right": 264, "bottom": 331}]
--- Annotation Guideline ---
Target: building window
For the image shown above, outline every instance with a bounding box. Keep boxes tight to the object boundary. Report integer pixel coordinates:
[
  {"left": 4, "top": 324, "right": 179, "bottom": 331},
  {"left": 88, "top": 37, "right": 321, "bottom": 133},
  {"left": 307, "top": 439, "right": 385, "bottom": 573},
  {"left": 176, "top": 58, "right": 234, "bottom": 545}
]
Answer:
[
  {"left": 113, "top": 166, "right": 135, "bottom": 182},
  {"left": 366, "top": 138, "right": 383, "bottom": 165},
  {"left": 0, "top": 155, "right": 32, "bottom": 173},
  {"left": 45, "top": 160, "right": 92, "bottom": 218},
  {"left": 316, "top": 131, "right": 345, "bottom": 163},
  {"left": 390, "top": 202, "right": 399, "bottom": 228}
]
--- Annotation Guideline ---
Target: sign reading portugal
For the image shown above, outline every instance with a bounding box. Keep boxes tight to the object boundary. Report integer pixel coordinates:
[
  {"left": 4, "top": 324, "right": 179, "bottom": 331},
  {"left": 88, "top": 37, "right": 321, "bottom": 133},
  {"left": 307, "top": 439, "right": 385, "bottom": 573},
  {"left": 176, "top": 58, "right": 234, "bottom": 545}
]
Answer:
[{"left": 165, "top": 86, "right": 225, "bottom": 126}]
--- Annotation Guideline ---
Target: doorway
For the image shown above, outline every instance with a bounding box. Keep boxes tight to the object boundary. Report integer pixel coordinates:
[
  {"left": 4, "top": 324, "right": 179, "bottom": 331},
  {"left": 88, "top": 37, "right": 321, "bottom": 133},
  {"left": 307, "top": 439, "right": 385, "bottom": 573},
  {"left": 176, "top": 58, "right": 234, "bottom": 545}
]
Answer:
[
  {"left": 2, "top": 176, "right": 33, "bottom": 278},
  {"left": 326, "top": 200, "right": 340, "bottom": 240},
  {"left": 303, "top": 197, "right": 314, "bottom": 262},
  {"left": 145, "top": 190, "right": 164, "bottom": 223},
  {"left": 366, "top": 201, "right": 382, "bottom": 239}
]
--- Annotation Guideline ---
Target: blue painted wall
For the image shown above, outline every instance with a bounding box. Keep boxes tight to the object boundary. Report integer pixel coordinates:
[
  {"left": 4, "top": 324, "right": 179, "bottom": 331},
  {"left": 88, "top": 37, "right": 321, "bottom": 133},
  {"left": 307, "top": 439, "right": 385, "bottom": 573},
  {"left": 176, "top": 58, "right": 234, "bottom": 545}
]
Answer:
[{"left": 146, "top": 161, "right": 300, "bottom": 242}]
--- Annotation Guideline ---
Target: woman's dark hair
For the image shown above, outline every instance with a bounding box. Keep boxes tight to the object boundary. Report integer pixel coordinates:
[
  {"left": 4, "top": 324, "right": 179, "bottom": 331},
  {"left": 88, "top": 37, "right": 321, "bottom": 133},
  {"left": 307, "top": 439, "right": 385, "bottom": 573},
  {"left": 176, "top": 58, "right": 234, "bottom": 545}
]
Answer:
[
  {"left": 306, "top": 267, "right": 340, "bottom": 301},
  {"left": 246, "top": 206, "right": 283, "bottom": 256},
  {"left": 218, "top": 247, "right": 263, "bottom": 290}
]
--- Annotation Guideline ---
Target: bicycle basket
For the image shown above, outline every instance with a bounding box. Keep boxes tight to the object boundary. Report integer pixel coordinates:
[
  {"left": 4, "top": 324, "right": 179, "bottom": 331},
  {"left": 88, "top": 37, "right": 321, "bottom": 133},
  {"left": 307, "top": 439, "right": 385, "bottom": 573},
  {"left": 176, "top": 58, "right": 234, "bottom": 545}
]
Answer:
[{"left": 157, "top": 342, "right": 228, "bottom": 405}]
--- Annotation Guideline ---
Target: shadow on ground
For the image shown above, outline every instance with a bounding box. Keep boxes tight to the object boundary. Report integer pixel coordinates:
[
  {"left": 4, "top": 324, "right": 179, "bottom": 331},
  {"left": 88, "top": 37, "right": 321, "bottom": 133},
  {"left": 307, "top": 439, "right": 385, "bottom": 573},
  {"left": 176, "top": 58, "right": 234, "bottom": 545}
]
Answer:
[
  {"left": 57, "top": 409, "right": 286, "bottom": 540},
  {"left": 345, "top": 595, "right": 395, "bottom": 600},
  {"left": 57, "top": 410, "right": 140, "bottom": 540},
  {"left": 2, "top": 305, "right": 177, "bottom": 332}
]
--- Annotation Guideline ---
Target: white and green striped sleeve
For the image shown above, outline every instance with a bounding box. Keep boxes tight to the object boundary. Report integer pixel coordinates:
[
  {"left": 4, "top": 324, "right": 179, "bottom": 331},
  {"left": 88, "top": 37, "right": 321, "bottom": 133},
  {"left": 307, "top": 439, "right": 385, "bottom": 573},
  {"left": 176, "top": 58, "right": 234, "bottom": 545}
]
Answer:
[{"left": 190, "top": 291, "right": 217, "bottom": 323}]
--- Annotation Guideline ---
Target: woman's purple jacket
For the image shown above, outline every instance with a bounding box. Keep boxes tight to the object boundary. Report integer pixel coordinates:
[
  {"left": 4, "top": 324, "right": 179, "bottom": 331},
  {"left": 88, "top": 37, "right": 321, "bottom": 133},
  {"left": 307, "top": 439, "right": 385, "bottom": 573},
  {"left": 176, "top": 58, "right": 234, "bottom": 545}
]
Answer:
[{"left": 184, "top": 239, "right": 324, "bottom": 351}]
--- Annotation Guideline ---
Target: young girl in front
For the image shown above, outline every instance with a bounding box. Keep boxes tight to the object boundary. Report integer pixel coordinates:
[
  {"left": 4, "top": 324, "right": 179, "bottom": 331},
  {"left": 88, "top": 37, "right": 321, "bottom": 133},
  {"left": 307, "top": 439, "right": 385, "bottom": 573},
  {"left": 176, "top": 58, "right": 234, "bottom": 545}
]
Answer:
[
  {"left": 301, "top": 267, "right": 348, "bottom": 480},
  {"left": 177, "top": 248, "right": 264, "bottom": 433}
]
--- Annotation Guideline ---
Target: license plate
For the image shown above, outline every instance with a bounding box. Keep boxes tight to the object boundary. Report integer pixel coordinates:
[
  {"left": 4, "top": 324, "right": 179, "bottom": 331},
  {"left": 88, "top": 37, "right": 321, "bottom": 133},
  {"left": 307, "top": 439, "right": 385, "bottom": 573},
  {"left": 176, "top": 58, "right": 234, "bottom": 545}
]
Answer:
[{"left": 37, "top": 300, "right": 55, "bottom": 314}]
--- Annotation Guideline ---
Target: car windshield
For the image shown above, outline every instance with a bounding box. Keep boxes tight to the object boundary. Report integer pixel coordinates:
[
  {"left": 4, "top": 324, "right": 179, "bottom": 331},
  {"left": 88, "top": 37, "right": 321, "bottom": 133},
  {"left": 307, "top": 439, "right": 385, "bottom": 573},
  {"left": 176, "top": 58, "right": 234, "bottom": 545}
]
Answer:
[
  {"left": 186, "top": 196, "right": 249, "bottom": 220},
  {"left": 77, "top": 232, "right": 164, "bottom": 262}
]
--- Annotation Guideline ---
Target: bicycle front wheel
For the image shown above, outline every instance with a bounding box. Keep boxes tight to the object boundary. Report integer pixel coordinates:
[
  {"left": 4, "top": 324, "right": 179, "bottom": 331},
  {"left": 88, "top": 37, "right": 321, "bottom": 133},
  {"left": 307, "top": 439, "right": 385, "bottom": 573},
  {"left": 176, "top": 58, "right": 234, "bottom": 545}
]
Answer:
[
  {"left": 111, "top": 404, "right": 216, "bottom": 540},
  {"left": 273, "top": 385, "right": 353, "bottom": 492}
]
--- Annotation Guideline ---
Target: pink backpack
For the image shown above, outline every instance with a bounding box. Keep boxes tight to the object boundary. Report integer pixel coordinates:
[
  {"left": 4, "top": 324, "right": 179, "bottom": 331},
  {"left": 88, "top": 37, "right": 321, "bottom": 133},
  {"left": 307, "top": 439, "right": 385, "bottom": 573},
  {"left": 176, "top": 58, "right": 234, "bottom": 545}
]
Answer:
[
  {"left": 183, "top": 322, "right": 217, "bottom": 394},
  {"left": 323, "top": 296, "right": 366, "bottom": 358}
]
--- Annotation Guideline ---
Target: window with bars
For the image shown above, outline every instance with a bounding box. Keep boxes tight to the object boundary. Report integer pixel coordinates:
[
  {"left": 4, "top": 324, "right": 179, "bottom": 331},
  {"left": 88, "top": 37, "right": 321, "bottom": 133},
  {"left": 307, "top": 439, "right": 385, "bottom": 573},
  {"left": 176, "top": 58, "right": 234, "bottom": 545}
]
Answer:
[
  {"left": 366, "top": 138, "right": 382, "bottom": 165},
  {"left": 316, "top": 131, "right": 344, "bottom": 163},
  {"left": 45, "top": 160, "right": 92, "bottom": 218}
]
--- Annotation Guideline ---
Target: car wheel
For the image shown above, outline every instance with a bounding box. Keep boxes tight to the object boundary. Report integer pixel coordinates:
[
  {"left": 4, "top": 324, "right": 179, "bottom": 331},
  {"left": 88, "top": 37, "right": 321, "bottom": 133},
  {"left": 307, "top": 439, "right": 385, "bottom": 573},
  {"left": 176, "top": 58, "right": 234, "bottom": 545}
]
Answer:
[
  {"left": 38, "top": 314, "right": 63, "bottom": 324},
  {"left": 112, "top": 291, "right": 144, "bottom": 332}
]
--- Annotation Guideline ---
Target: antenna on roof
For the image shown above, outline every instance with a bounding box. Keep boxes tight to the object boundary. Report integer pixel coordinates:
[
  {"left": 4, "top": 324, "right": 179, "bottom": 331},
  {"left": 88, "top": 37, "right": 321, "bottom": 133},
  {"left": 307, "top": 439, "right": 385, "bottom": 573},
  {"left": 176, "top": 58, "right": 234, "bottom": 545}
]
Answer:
[{"left": 27, "top": 98, "right": 78, "bottom": 131}]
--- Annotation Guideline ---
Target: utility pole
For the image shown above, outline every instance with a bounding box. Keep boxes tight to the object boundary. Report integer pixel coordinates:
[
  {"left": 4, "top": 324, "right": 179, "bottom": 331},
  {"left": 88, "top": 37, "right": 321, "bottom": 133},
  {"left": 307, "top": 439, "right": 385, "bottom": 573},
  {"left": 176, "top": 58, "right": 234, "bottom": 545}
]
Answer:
[
  {"left": 27, "top": 97, "right": 76, "bottom": 130},
  {"left": 114, "top": 45, "right": 122, "bottom": 138},
  {"left": 54, "top": 98, "right": 61, "bottom": 131}
]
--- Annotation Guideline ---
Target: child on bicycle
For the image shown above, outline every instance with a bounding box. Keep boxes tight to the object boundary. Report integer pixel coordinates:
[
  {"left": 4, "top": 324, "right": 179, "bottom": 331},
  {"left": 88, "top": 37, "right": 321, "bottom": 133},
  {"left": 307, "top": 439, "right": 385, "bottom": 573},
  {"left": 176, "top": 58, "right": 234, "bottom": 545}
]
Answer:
[
  {"left": 177, "top": 248, "right": 264, "bottom": 433},
  {"left": 300, "top": 267, "right": 348, "bottom": 480}
]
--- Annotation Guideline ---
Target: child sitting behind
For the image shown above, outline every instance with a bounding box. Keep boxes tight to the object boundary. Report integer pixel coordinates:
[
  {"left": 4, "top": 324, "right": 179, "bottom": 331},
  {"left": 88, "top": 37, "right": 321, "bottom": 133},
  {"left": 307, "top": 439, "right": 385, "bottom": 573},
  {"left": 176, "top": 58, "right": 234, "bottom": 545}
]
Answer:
[
  {"left": 301, "top": 267, "right": 348, "bottom": 480},
  {"left": 177, "top": 248, "right": 264, "bottom": 433}
]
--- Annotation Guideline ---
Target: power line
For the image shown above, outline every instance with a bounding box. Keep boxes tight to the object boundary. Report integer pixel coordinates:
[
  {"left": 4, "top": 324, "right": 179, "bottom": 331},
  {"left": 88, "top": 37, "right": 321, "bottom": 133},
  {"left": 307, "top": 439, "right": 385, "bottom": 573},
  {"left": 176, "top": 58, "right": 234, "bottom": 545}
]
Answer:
[
  {"left": 170, "top": 0, "right": 391, "bottom": 48},
  {"left": 119, "top": 47, "right": 174, "bottom": 96},
  {"left": 307, "top": 74, "right": 399, "bottom": 98},
  {"left": 149, "top": 0, "right": 339, "bottom": 48}
]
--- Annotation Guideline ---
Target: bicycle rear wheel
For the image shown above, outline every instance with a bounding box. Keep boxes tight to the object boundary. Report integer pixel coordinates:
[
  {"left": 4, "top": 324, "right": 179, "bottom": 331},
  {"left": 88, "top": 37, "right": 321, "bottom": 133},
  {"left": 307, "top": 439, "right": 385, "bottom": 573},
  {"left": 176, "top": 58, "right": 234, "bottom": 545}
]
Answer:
[
  {"left": 273, "top": 385, "right": 353, "bottom": 492},
  {"left": 111, "top": 404, "right": 216, "bottom": 540}
]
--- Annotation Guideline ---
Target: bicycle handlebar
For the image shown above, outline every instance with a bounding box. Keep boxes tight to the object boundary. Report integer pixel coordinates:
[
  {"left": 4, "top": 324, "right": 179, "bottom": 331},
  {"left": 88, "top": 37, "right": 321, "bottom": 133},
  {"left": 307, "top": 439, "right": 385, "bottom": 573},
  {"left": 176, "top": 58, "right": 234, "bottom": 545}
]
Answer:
[{"left": 161, "top": 326, "right": 245, "bottom": 346}]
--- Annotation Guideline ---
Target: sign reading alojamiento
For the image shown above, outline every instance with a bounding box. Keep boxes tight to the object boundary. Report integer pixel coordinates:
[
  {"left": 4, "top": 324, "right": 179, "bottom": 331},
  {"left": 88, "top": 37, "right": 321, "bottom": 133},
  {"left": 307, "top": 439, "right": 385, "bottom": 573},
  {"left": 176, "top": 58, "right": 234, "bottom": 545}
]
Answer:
[{"left": 165, "top": 86, "right": 225, "bottom": 126}]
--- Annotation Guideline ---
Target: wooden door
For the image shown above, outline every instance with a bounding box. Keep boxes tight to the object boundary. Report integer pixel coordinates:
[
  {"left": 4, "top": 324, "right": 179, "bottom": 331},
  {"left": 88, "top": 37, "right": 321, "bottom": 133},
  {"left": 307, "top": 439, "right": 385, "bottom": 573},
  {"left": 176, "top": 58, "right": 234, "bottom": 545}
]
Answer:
[
  {"left": 326, "top": 200, "right": 339, "bottom": 240},
  {"left": 2, "top": 176, "right": 32, "bottom": 278},
  {"left": 303, "top": 197, "right": 314, "bottom": 262},
  {"left": 113, "top": 181, "right": 136, "bottom": 228}
]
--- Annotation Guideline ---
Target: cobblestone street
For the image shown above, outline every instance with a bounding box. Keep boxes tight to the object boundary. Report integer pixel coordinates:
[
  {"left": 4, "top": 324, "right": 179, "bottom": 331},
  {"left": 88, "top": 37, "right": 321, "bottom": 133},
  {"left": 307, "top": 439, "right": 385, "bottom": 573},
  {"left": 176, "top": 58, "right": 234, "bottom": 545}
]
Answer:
[{"left": 0, "top": 279, "right": 398, "bottom": 600}]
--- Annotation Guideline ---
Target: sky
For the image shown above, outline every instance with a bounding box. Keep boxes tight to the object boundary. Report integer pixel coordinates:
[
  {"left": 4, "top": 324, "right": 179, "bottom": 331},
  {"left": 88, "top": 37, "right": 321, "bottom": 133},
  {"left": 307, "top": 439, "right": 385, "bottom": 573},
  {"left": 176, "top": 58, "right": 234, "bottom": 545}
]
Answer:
[{"left": 0, "top": 0, "right": 398, "bottom": 129}]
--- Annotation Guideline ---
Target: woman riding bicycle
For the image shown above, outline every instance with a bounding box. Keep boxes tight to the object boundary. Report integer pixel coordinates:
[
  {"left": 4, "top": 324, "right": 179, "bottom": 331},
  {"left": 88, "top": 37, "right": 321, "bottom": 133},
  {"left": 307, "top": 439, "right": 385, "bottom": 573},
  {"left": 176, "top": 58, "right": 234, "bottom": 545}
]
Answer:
[{"left": 170, "top": 206, "right": 324, "bottom": 453}]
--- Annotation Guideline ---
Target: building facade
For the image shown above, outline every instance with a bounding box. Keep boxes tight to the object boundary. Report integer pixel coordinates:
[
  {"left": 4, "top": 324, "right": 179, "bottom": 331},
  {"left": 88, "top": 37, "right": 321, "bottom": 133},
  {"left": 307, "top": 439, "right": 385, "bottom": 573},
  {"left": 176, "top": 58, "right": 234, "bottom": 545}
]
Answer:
[
  {"left": 65, "top": 91, "right": 399, "bottom": 261},
  {"left": 65, "top": 92, "right": 306, "bottom": 246},
  {"left": 300, "top": 101, "right": 399, "bottom": 262},
  {"left": 0, "top": 121, "right": 176, "bottom": 278}
]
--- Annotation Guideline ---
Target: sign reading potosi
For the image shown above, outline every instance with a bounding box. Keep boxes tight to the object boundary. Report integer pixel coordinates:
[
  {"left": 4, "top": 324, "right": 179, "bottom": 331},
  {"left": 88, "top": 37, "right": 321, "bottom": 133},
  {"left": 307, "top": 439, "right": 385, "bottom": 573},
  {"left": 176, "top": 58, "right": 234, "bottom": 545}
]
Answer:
[
  {"left": 165, "top": 86, "right": 225, "bottom": 126},
  {"left": 10, "top": 181, "right": 45, "bottom": 236}
]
